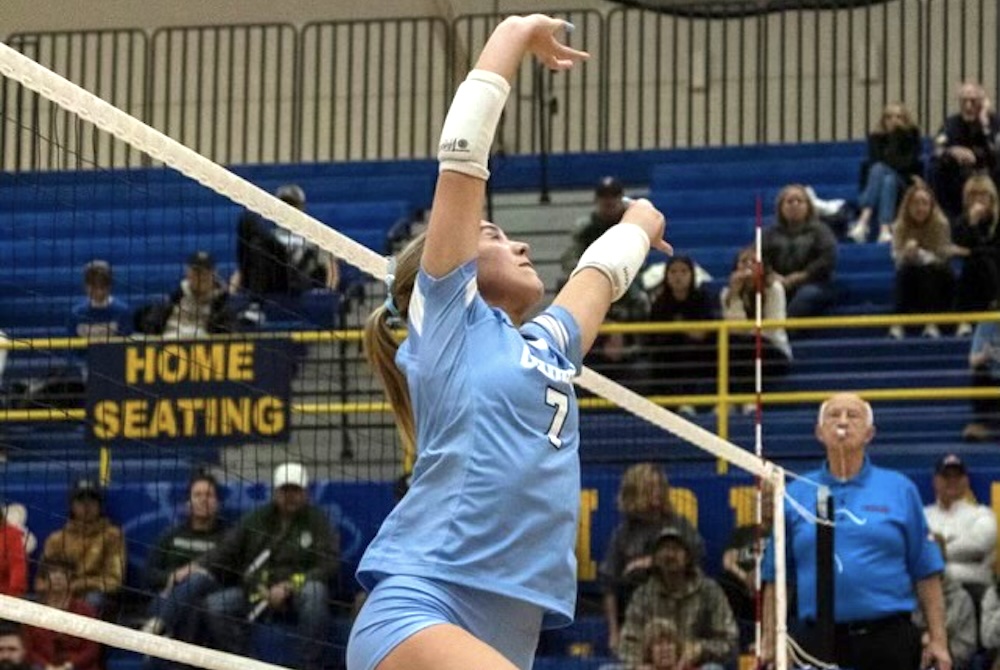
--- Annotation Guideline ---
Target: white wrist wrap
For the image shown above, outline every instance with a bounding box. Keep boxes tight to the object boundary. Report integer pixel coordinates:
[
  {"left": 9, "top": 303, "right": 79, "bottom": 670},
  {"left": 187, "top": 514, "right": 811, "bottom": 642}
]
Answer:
[
  {"left": 438, "top": 69, "right": 511, "bottom": 180},
  {"left": 571, "top": 223, "right": 651, "bottom": 301}
]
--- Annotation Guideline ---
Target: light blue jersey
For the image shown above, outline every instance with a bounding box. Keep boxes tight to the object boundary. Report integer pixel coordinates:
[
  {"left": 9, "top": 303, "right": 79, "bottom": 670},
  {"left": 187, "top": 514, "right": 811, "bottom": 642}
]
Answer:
[
  {"left": 357, "top": 260, "right": 584, "bottom": 629},
  {"left": 762, "top": 456, "right": 943, "bottom": 622}
]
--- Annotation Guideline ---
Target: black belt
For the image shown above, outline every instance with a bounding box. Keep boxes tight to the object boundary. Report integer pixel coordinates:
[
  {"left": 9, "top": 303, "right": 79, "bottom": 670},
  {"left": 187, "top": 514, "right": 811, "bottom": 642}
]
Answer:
[{"left": 806, "top": 612, "right": 911, "bottom": 637}]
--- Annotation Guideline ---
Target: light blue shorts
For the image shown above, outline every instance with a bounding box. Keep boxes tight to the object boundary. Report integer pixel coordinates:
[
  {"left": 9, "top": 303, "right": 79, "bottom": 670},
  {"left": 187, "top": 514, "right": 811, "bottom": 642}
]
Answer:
[{"left": 346, "top": 574, "right": 544, "bottom": 670}]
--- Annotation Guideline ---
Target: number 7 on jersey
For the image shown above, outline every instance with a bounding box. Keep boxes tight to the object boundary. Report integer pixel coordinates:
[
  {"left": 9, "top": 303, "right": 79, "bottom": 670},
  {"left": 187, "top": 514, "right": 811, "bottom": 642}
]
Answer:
[{"left": 545, "top": 387, "right": 569, "bottom": 449}]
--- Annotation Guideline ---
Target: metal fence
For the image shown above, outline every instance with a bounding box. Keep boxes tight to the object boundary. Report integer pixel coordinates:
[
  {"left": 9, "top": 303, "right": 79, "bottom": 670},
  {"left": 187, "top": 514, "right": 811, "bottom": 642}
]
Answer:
[{"left": 2, "top": 0, "right": 1000, "bottom": 170}]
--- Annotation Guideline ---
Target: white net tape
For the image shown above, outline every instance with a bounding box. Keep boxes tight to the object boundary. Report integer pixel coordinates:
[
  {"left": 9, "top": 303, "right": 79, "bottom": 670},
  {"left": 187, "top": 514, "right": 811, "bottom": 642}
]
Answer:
[
  {"left": 0, "top": 595, "right": 291, "bottom": 670},
  {"left": 0, "top": 39, "right": 788, "bottom": 670}
]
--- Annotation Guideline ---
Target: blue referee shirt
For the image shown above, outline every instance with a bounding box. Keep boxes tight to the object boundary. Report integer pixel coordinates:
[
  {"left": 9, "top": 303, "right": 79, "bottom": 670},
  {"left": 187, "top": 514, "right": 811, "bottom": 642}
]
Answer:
[{"left": 762, "top": 456, "right": 943, "bottom": 622}]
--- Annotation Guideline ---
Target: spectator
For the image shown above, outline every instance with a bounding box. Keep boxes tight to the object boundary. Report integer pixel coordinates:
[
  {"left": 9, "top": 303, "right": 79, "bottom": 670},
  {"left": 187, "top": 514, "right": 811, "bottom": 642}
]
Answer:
[
  {"left": 136, "top": 252, "right": 239, "bottom": 338},
  {"left": 0, "top": 625, "right": 32, "bottom": 670},
  {"left": 23, "top": 560, "right": 102, "bottom": 670},
  {"left": 645, "top": 256, "right": 716, "bottom": 408},
  {"left": 952, "top": 175, "right": 1000, "bottom": 335},
  {"left": 718, "top": 485, "right": 773, "bottom": 649},
  {"left": 762, "top": 184, "right": 838, "bottom": 319},
  {"left": 559, "top": 177, "right": 648, "bottom": 322},
  {"left": 39, "top": 480, "right": 124, "bottom": 616},
  {"left": 0, "top": 514, "right": 27, "bottom": 597},
  {"left": 600, "top": 463, "right": 704, "bottom": 654},
  {"left": 720, "top": 247, "right": 792, "bottom": 407},
  {"left": 232, "top": 185, "right": 338, "bottom": 298},
  {"left": 199, "top": 463, "right": 337, "bottom": 670},
  {"left": 913, "top": 535, "right": 977, "bottom": 670},
  {"left": 67, "top": 260, "right": 131, "bottom": 341},
  {"left": 924, "top": 453, "right": 997, "bottom": 609},
  {"left": 617, "top": 527, "right": 738, "bottom": 670},
  {"left": 762, "top": 393, "right": 949, "bottom": 670},
  {"left": 848, "top": 102, "right": 923, "bottom": 244},
  {"left": 930, "top": 82, "right": 1000, "bottom": 220},
  {"left": 847, "top": 103, "right": 923, "bottom": 244},
  {"left": 965, "top": 314, "right": 1000, "bottom": 441},
  {"left": 639, "top": 619, "right": 685, "bottom": 670},
  {"left": 889, "top": 181, "right": 956, "bottom": 339},
  {"left": 141, "top": 473, "right": 229, "bottom": 658}
]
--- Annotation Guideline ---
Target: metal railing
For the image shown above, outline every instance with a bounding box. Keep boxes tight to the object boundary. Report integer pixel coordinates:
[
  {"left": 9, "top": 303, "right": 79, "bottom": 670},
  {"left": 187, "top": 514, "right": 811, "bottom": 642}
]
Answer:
[
  {"left": 3, "top": 0, "right": 1000, "bottom": 171},
  {"left": 2, "top": 310, "right": 996, "bottom": 442}
]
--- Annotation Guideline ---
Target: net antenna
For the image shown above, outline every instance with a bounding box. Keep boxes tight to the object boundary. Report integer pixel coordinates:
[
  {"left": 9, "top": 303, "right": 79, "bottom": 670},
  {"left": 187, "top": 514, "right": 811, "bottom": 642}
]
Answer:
[{"left": 0, "top": 40, "right": 789, "bottom": 670}]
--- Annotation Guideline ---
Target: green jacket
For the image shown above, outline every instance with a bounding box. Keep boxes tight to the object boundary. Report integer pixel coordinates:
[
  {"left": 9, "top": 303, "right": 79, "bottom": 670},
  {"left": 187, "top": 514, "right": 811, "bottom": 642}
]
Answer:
[
  {"left": 200, "top": 503, "right": 339, "bottom": 588},
  {"left": 617, "top": 568, "right": 738, "bottom": 666}
]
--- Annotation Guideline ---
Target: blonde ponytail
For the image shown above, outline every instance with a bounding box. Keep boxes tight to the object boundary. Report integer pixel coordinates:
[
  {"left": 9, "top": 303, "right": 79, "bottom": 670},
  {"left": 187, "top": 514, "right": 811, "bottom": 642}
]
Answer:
[{"left": 363, "top": 234, "right": 426, "bottom": 473}]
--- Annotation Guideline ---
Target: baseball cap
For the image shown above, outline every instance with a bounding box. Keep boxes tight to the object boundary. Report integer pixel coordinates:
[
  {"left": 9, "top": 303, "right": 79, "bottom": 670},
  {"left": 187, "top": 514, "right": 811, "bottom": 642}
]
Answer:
[
  {"left": 935, "top": 453, "right": 968, "bottom": 475},
  {"left": 595, "top": 176, "right": 624, "bottom": 198},
  {"left": 273, "top": 462, "right": 309, "bottom": 489},
  {"left": 83, "top": 259, "right": 113, "bottom": 284},
  {"left": 186, "top": 251, "right": 216, "bottom": 271},
  {"left": 275, "top": 184, "right": 306, "bottom": 207},
  {"left": 652, "top": 526, "right": 689, "bottom": 551},
  {"left": 70, "top": 479, "right": 103, "bottom": 502}
]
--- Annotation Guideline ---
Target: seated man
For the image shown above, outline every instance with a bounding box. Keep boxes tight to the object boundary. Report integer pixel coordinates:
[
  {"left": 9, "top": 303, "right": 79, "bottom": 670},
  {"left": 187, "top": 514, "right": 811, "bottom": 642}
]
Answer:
[
  {"left": 617, "top": 527, "right": 737, "bottom": 670},
  {"left": 560, "top": 177, "right": 649, "bottom": 385},
  {"left": 67, "top": 260, "right": 131, "bottom": 341},
  {"left": 930, "top": 81, "right": 1000, "bottom": 219},
  {"left": 923, "top": 454, "right": 997, "bottom": 609},
  {"left": 198, "top": 463, "right": 339, "bottom": 670},
  {"left": 0, "top": 624, "right": 32, "bottom": 670},
  {"left": 142, "top": 473, "right": 229, "bottom": 660},
  {"left": 24, "top": 560, "right": 102, "bottom": 670},
  {"left": 232, "top": 184, "right": 339, "bottom": 299},
  {"left": 39, "top": 480, "right": 124, "bottom": 616},
  {"left": 136, "top": 251, "right": 239, "bottom": 338}
]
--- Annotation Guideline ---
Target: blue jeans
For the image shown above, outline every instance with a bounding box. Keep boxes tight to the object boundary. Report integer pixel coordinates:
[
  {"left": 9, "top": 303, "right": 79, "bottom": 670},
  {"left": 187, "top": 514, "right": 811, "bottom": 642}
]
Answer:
[
  {"left": 858, "top": 161, "right": 903, "bottom": 226},
  {"left": 148, "top": 571, "right": 220, "bottom": 636},
  {"left": 206, "top": 581, "right": 331, "bottom": 670},
  {"left": 787, "top": 282, "right": 836, "bottom": 319}
]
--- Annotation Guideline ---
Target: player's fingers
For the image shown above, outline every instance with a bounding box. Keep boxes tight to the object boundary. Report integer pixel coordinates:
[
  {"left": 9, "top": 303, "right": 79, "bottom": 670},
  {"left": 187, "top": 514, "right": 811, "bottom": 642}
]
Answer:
[{"left": 653, "top": 239, "right": 673, "bottom": 256}]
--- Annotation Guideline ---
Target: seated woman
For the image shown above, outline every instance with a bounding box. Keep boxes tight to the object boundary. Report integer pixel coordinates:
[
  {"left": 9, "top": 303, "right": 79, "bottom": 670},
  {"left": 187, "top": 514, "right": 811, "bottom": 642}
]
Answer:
[
  {"left": 952, "top": 175, "right": 1000, "bottom": 335},
  {"left": 645, "top": 256, "right": 716, "bottom": 409},
  {"left": 762, "top": 184, "right": 838, "bottom": 319},
  {"left": 848, "top": 102, "right": 923, "bottom": 244},
  {"left": 720, "top": 246, "right": 792, "bottom": 407},
  {"left": 889, "top": 181, "right": 955, "bottom": 339}
]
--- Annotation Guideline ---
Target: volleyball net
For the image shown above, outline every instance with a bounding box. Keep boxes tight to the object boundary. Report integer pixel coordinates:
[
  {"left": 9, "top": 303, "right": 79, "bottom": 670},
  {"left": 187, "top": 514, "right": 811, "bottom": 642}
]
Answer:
[{"left": 0, "top": 40, "right": 790, "bottom": 670}]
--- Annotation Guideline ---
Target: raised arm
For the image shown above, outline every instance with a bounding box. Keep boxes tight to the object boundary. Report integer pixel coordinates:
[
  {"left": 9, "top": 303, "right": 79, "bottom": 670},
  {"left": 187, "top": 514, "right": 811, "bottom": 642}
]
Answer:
[
  {"left": 553, "top": 198, "right": 670, "bottom": 353},
  {"left": 422, "top": 16, "right": 587, "bottom": 278}
]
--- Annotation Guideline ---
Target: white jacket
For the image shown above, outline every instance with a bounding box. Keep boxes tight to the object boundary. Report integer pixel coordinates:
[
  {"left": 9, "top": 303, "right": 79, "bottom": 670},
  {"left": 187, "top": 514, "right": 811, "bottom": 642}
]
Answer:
[{"left": 924, "top": 499, "right": 998, "bottom": 586}]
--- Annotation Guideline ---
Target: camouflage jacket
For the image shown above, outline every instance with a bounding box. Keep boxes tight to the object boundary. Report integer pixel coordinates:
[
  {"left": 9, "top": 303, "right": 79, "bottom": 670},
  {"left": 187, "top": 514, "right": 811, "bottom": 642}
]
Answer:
[{"left": 617, "top": 569, "right": 738, "bottom": 666}]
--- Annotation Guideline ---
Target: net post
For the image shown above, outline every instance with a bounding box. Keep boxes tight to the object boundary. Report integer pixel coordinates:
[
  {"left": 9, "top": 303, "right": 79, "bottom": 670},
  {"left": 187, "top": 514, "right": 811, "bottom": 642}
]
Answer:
[{"left": 773, "top": 468, "right": 789, "bottom": 670}]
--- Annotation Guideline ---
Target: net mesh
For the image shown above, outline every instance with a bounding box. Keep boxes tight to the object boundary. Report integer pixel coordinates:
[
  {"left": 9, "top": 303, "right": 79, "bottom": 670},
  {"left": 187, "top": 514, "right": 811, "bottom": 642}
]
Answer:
[{"left": 0, "top": 40, "right": 789, "bottom": 670}]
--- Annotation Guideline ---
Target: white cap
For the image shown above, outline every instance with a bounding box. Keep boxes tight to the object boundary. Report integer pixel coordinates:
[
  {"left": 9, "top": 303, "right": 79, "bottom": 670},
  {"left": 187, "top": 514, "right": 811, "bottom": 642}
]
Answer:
[{"left": 273, "top": 462, "right": 308, "bottom": 489}]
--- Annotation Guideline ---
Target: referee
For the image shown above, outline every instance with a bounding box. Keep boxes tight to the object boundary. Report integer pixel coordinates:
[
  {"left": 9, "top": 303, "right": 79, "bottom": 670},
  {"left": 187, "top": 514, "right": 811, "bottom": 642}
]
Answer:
[{"left": 761, "top": 393, "right": 951, "bottom": 670}]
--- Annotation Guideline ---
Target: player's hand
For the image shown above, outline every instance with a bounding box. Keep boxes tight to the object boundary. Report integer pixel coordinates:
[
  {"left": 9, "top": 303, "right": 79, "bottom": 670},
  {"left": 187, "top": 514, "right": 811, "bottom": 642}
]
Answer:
[
  {"left": 509, "top": 15, "right": 589, "bottom": 71},
  {"left": 622, "top": 198, "right": 672, "bottom": 255}
]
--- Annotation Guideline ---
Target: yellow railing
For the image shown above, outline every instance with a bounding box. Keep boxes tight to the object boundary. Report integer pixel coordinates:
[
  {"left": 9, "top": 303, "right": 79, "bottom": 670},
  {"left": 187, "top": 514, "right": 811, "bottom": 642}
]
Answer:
[{"left": 1, "top": 310, "right": 997, "bottom": 441}]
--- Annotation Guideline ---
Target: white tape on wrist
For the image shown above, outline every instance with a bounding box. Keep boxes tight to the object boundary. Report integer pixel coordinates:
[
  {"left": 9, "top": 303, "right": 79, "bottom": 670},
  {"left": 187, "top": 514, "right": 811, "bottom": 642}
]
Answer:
[
  {"left": 438, "top": 69, "right": 511, "bottom": 180},
  {"left": 571, "top": 223, "right": 651, "bottom": 301}
]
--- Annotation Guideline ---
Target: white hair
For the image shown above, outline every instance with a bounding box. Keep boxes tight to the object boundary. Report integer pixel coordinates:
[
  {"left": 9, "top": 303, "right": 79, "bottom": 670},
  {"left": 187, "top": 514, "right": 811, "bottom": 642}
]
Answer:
[{"left": 818, "top": 397, "right": 874, "bottom": 427}]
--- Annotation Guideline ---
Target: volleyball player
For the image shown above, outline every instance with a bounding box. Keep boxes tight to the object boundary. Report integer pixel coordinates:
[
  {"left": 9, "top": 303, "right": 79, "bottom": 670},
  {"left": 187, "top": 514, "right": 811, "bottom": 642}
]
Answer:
[{"left": 348, "top": 14, "right": 670, "bottom": 670}]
